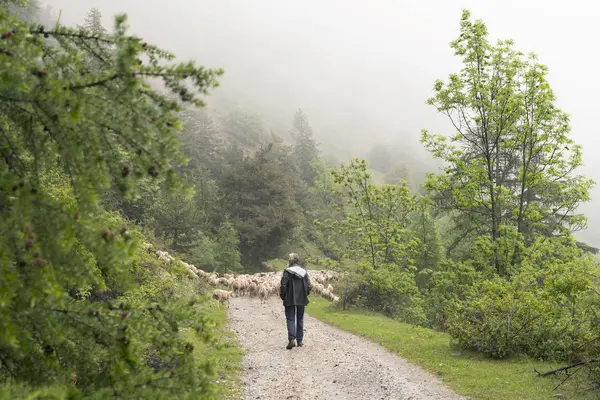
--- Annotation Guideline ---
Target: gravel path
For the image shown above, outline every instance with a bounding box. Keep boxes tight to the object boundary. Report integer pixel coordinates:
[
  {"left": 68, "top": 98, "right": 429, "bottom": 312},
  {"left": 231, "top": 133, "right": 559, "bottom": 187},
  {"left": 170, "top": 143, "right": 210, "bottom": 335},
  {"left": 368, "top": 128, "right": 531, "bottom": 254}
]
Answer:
[{"left": 228, "top": 296, "right": 465, "bottom": 400}]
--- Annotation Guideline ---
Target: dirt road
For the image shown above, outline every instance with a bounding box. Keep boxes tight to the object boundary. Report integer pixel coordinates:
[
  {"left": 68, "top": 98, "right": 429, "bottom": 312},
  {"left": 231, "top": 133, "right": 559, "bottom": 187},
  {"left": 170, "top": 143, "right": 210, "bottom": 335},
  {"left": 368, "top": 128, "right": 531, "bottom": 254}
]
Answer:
[{"left": 228, "top": 296, "right": 465, "bottom": 400}]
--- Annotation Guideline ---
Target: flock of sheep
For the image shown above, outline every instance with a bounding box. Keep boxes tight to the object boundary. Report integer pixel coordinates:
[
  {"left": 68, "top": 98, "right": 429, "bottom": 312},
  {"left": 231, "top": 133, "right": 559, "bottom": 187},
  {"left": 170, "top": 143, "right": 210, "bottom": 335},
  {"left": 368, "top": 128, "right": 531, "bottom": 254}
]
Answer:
[{"left": 148, "top": 245, "right": 341, "bottom": 306}]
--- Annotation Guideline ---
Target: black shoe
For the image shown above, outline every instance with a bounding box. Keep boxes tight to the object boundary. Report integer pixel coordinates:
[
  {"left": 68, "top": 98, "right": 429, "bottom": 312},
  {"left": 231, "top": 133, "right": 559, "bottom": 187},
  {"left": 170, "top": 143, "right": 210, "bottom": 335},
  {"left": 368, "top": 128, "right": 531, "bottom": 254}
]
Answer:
[
  {"left": 297, "top": 341, "right": 303, "bottom": 347},
  {"left": 286, "top": 339, "right": 296, "bottom": 350}
]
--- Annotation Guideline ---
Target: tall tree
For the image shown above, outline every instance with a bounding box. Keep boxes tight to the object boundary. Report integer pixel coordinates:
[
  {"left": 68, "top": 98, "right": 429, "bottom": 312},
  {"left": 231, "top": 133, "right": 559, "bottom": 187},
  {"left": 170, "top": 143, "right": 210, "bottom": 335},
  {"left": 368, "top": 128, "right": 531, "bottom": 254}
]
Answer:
[
  {"left": 220, "top": 139, "right": 301, "bottom": 267},
  {"left": 79, "top": 8, "right": 110, "bottom": 72},
  {"left": 0, "top": 3, "right": 224, "bottom": 397},
  {"left": 213, "top": 220, "right": 243, "bottom": 273},
  {"left": 318, "top": 159, "right": 424, "bottom": 322},
  {"left": 410, "top": 197, "right": 443, "bottom": 289},
  {"left": 328, "top": 159, "right": 420, "bottom": 270},
  {"left": 421, "top": 9, "right": 593, "bottom": 275},
  {"left": 179, "top": 107, "right": 227, "bottom": 175},
  {"left": 83, "top": 8, "right": 106, "bottom": 34},
  {"left": 290, "top": 108, "right": 319, "bottom": 185},
  {"left": 147, "top": 186, "right": 202, "bottom": 251}
]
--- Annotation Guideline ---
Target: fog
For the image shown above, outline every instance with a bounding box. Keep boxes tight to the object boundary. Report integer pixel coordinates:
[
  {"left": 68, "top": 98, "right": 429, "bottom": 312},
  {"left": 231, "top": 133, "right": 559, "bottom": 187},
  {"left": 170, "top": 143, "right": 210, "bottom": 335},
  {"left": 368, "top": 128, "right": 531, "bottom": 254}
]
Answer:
[{"left": 41, "top": 0, "right": 600, "bottom": 245}]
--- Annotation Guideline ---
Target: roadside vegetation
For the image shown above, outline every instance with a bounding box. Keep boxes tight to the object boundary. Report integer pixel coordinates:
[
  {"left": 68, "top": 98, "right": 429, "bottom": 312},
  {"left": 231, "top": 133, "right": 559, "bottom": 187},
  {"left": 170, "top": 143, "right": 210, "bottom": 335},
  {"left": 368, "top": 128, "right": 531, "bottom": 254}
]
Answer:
[
  {"left": 1, "top": 1, "right": 598, "bottom": 398},
  {"left": 308, "top": 298, "right": 594, "bottom": 400}
]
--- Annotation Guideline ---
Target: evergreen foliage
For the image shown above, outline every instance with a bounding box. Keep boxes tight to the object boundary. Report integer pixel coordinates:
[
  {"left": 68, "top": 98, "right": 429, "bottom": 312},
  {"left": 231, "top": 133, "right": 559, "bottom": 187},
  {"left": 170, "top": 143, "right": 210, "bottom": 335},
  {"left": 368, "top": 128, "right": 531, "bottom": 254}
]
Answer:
[
  {"left": 219, "top": 139, "right": 301, "bottom": 268},
  {"left": 0, "top": 2, "right": 228, "bottom": 397},
  {"left": 290, "top": 108, "right": 319, "bottom": 185}
]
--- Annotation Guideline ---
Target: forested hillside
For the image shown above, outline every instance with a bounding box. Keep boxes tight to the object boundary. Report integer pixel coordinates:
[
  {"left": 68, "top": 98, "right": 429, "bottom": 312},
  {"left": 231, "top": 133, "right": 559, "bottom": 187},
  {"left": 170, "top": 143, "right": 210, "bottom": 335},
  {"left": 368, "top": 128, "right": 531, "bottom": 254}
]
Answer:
[{"left": 1, "top": 1, "right": 599, "bottom": 398}]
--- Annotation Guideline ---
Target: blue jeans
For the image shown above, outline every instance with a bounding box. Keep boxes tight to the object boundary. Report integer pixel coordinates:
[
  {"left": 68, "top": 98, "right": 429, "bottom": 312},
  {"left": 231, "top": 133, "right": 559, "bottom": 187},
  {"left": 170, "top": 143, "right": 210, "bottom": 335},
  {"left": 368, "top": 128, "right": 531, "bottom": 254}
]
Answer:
[{"left": 285, "top": 305, "right": 305, "bottom": 342}]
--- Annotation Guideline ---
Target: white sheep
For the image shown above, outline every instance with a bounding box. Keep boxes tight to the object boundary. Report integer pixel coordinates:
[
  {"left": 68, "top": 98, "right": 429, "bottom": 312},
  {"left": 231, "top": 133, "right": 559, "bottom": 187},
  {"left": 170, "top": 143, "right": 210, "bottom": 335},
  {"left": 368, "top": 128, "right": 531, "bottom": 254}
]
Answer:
[
  {"left": 149, "top": 247, "right": 343, "bottom": 304},
  {"left": 212, "top": 289, "right": 233, "bottom": 307},
  {"left": 258, "top": 284, "right": 269, "bottom": 304},
  {"left": 248, "top": 282, "right": 258, "bottom": 297}
]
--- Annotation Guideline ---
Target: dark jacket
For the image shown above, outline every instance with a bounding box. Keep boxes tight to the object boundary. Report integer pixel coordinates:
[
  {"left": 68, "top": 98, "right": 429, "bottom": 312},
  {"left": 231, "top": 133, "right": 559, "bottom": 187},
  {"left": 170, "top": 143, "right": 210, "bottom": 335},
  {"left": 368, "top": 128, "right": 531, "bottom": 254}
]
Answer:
[{"left": 280, "top": 264, "right": 312, "bottom": 306}]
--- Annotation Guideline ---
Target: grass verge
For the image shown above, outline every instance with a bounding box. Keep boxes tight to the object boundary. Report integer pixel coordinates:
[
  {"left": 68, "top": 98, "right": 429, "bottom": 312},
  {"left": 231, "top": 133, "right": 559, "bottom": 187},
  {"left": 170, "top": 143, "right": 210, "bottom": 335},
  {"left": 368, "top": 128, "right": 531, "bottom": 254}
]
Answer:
[
  {"left": 307, "top": 297, "right": 593, "bottom": 400},
  {"left": 184, "top": 301, "right": 244, "bottom": 400}
]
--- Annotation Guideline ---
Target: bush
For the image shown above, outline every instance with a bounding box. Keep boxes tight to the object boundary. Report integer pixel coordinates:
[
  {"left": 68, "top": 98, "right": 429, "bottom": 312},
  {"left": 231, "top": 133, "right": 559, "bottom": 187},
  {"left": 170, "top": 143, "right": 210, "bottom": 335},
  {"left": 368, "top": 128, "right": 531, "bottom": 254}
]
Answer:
[
  {"left": 446, "top": 237, "right": 598, "bottom": 361},
  {"left": 421, "top": 259, "right": 480, "bottom": 330},
  {"left": 339, "top": 262, "right": 426, "bottom": 325}
]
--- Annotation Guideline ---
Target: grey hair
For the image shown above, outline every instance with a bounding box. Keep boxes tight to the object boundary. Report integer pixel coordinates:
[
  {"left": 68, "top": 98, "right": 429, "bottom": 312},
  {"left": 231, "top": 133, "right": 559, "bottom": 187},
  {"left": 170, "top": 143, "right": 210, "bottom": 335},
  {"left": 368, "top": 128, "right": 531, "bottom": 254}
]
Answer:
[{"left": 288, "top": 253, "right": 300, "bottom": 265}]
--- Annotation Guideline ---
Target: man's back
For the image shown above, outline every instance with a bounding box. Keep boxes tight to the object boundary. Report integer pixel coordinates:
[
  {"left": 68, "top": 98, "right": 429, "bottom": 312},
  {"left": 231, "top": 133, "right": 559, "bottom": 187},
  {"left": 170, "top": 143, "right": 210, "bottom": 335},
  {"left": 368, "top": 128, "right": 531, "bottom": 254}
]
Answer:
[{"left": 280, "top": 264, "right": 312, "bottom": 306}]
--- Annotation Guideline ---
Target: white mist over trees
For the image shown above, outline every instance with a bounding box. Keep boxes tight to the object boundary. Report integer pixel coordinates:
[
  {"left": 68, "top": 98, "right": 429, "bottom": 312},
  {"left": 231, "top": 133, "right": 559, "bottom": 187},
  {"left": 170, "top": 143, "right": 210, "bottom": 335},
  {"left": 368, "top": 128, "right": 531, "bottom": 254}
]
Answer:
[{"left": 39, "top": 0, "right": 600, "bottom": 245}]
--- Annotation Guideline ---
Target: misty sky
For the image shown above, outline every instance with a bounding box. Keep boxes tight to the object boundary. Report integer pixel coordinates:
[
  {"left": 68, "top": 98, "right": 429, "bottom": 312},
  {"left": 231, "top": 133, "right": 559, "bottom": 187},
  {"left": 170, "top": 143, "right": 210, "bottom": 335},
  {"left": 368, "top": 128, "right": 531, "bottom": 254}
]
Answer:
[{"left": 42, "top": 0, "right": 600, "bottom": 245}]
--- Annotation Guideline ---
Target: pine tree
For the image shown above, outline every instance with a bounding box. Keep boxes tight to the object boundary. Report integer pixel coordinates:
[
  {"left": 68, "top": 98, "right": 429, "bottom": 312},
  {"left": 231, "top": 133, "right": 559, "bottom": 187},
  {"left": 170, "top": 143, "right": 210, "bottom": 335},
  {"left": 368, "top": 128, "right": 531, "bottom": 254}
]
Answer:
[
  {"left": 83, "top": 8, "right": 106, "bottom": 35},
  {"left": 214, "top": 220, "right": 243, "bottom": 273},
  {"left": 290, "top": 108, "right": 319, "bottom": 185},
  {"left": 79, "top": 8, "right": 110, "bottom": 72},
  {"left": 220, "top": 139, "right": 301, "bottom": 268},
  {"left": 0, "top": 3, "right": 224, "bottom": 397}
]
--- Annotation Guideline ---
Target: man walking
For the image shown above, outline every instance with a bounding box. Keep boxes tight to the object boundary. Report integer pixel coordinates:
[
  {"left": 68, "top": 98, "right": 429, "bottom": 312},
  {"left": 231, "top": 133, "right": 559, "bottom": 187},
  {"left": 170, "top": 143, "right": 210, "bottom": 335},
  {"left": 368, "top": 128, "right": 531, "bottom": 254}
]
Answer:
[{"left": 280, "top": 253, "right": 312, "bottom": 350}]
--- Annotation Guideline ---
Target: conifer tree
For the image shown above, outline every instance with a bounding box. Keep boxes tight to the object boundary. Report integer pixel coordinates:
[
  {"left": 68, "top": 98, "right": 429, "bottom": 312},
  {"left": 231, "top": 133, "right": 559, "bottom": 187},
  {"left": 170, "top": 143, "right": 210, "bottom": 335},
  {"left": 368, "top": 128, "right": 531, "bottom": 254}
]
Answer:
[
  {"left": 0, "top": 2, "right": 224, "bottom": 397},
  {"left": 83, "top": 8, "right": 106, "bottom": 35},
  {"left": 220, "top": 139, "right": 301, "bottom": 267},
  {"left": 78, "top": 7, "right": 111, "bottom": 72},
  {"left": 290, "top": 108, "right": 319, "bottom": 185}
]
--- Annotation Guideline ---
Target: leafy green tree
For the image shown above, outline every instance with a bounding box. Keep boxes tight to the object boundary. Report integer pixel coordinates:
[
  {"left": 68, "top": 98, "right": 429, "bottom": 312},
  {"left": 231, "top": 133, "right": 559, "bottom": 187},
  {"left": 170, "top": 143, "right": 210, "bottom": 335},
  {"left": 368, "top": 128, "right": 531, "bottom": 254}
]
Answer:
[
  {"left": 421, "top": 10, "right": 594, "bottom": 274},
  {"left": 329, "top": 159, "right": 420, "bottom": 269},
  {"left": 318, "top": 159, "right": 424, "bottom": 323},
  {"left": 0, "top": 3, "right": 224, "bottom": 397},
  {"left": 447, "top": 236, "right": 598, "bottom": 360},
  {"left": 290, "top": 108, "right": 319, "bottom": 185},
  {"left": 410, "top": 197, "right": 443, "bottom": 289},
  {"left": 421, "top": 259, "right": 480, "bottom": 329}
]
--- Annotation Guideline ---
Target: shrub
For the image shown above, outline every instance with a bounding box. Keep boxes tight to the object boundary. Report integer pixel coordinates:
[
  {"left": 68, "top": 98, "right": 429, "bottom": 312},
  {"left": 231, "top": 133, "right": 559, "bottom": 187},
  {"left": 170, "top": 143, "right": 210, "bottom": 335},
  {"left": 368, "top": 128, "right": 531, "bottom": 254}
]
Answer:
[
  {"left": 339, "top": 261, "right": 426, "bottom": 325},
  {"left": 446, "top": 237, "right": 598, "bottom": 361}
]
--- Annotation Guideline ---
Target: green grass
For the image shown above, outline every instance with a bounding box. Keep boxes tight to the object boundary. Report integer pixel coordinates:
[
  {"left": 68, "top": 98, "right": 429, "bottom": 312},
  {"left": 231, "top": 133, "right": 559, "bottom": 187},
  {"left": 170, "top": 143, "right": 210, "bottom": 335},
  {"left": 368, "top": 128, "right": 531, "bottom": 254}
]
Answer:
[
  {"left": 184, "top": 302, "right": 244, "bottom": 400},
  {"left": 307, "top": 297, "right": 594, "bottom": 400}
]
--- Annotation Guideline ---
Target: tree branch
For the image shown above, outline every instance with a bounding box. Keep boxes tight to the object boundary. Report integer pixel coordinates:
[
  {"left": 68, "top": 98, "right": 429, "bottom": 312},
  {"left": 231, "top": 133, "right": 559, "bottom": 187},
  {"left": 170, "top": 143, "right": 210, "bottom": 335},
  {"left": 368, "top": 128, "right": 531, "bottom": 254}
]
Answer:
[{"left": 534, "top": 359, "right": 598, "bottom": 377}]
